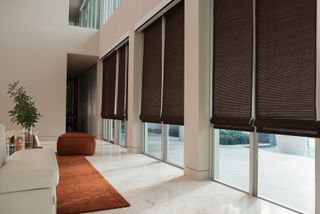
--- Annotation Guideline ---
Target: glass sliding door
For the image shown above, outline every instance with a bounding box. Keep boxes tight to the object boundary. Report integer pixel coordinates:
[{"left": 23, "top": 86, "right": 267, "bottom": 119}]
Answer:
[
  {"left": 110, "top": 119, "right": 115, "bottom": 143},
  {"left": 258, "top": 133, "right": 315, "bottom": 213},
  {"left": 119, "top": 120, "right": 126, "bottom": 147},
  {"left": 167, "top": 125, "right": 184, "bottom": 167},
  {"left": 102, "top": 119, "right": 108, "bottom": 140},
  {"left": 144, "top": 123, "right": 162, "bottom": 159},
  {"left": 143, "top": 123, "right": 185, "bottom": 167},
  {"left": 214, "top": 129, "right": 250, "bottom": 191}
]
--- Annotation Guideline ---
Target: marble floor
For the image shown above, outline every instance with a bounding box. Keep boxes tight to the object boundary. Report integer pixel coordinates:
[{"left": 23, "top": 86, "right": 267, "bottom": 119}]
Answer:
[{"left": 44, "top": 140, "right": 297, "bottom": 214}]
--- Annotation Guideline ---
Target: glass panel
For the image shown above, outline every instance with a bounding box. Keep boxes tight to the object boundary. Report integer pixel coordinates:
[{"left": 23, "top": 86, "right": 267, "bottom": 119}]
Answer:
[
  {"left": 102, "top": 0, "right": 123, "bottom": 24},
  {"left": 144, "top": 123, "right": 162, "bottom": 159},
  {"left": 102, "top": 119, "right": 108, "bottom": 140},
  {"left": 167, "top": 125, "right": 184, "bottom": 167},
  {"left": 258, "top": 133, "right": 315, "bottom": 213},
  {"left": 110, "top": 120, "right": 115, "bottom": 142},
  {"left": 119, "top": 120, "right": 126, "bottom": 147},
  {"left": 214, "top": 129, "right": 250, "bottom": 191},
  {"left": 69, "top": 0, "right": 100, "bottom": 29}
]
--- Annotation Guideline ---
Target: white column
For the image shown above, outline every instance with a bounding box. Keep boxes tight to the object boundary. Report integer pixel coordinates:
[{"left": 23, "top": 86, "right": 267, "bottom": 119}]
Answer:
[
  {"left": 184, "top": 0, "right": 211, "bottom": 180},
  {"left": 126, "top": 30, "right": 144, "bottom": 153}
]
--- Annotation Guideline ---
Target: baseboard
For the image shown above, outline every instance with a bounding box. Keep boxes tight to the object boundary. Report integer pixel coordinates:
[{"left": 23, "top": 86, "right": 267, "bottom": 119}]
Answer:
[
  {"left": 184, "top": 166, "right": 210, "bottom": 181},
  {"left": 127, "top": 146, "right": 143, "bottom": 154},
  {"left": 95, "top": 134, "right": 103, "bottom": 140}
]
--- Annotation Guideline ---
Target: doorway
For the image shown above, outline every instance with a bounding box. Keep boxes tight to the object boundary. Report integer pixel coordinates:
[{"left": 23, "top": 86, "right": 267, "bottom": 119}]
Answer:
[{"left": 66, "top": 53, "right": 98, "bottom": 135}]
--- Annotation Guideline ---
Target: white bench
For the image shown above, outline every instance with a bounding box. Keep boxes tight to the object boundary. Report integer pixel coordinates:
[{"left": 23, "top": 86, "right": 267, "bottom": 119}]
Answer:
[{"left": 0, "top": 124, "right": 59, "bottom": 214}]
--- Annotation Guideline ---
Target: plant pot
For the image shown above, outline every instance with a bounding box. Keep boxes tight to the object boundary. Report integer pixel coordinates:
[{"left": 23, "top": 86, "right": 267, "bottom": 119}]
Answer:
[
  {"left": 23, "top": 128, "right": 33, "bottom": 149},
  {"left": 276, "top": 135, "right": 308, "bottom": 156}
]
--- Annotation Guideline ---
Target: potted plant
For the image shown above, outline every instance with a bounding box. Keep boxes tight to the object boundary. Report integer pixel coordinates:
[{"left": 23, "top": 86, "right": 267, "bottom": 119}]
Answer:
[{"left": 7, "top": 81, "right": 41, "bottom": 149}]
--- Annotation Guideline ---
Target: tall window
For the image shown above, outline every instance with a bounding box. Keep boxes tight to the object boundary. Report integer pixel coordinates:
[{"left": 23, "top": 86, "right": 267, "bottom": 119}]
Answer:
[
  {"left": 101, "top": 40, "right": 128, "bottom": 146},
  {"left": 119, "top": 120, "right": 126, "bottom": 147},
  {"left": 210, "top": 0, "right": 317, "bottom": 213},
  {"left": 167, "top": 125, "right": 184, "bottom": 167},
  {"left": 258, "top": 134, "right": 315, "bottom": 213},
  {"left": 102, "top": 119, "right": 109, "bottom": 140},
  {"left": 213, "top": 129, "right": 250, "bottom": 191},
  {"left": 140, "top": 2, "right": 184, "bottom": 167},
  {"left": 102, "top": 0, "right": 123, "bottom": 24},
  {"left": 144, "top": 123, "right": 162, "bottom": 159},
  {"left": 69, "top": 0, "right": 100, "bottom": 29}
]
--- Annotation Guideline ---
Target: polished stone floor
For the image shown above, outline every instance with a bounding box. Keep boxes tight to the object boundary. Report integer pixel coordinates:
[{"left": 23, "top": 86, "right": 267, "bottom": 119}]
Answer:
[{"left": 43, "top": 140, "right": 297, "bottom": 214}]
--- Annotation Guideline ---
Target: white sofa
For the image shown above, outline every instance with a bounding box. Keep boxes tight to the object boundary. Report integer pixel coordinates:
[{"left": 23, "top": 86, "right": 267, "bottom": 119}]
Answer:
[{"left": 0, "top": 124, "right": 59, "bottom": 214}]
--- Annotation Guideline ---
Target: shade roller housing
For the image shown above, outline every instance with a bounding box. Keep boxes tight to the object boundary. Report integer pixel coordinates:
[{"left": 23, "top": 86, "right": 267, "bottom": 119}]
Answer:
[
  {"left": 114, "top": 43, "right": 128, "bottom": 120},
  {"left": 255, "top": 0, "right": 318, "bottom": 137},
  {"left": 211, "top": 0, "right": 253, "bottom": 131},
  {"left": 140, "top": 19, "right": 163, "bottom": 123},
  {"left": 162, "top": 2, "right": 185, "bottom": 125},
  {"left": 101, "top": 52, "right": 117, "bottom": 119}
]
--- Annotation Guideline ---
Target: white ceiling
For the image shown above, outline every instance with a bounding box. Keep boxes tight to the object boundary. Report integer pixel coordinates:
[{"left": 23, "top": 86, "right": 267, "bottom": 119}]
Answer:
[{"left": 67, "top": 53, "right": 99, "bottom": 79}]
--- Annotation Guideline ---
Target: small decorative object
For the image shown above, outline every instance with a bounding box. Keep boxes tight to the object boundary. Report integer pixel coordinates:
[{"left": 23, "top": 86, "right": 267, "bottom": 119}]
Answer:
[
  {"left": 15, "top": 134, "right": 24, "bottom": 151},
  {"left": 6, "top": 136, "right": 16, "bottom": 156},
  {"left": 7, "top": 81, "right": 42, "bottom": 149}
]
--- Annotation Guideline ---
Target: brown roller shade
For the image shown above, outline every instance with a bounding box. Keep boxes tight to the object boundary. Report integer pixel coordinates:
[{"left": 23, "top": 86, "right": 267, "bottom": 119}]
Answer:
[
  {"left": 101, "top": 59, "right": 108, "bottom": 118},
  {"left": 125, "top": 43, "right": 129, "bottom": 120},
  {"left": 211, "top": 0, "right": 253, "bottom": 131},
  {"left": 101, "top": 52, "right": 117, "bottom": 119},
  {"left": 140, "top": 19, "right": 163, "bottom": 123},
  {"left": 114, "top": 43, "right": 127, "bottom": 120},
  {"left": 256, "top": 0, "right": 318, "bottom": 137},
  {"left": 161, "top": 2, "right": 185, "bottom": 125}
]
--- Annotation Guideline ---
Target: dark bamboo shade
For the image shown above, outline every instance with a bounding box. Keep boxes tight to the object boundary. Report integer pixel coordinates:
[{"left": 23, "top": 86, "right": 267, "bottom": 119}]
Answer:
[
  {"left": 139, "top": 19, "right": 163, "bottom": 123},
  {"left": 125, "top": 44, "right": 129, "bottom": 120},
  {"left": 255, "top": 0, "right": 318, "bottom": 137},
  {"left": 211, "top": 0, "right": 253, "bottom": 131},
  {"left": 161, "top": 2, "right": 185, "bottom": 125},
  {"left": 101, "top": 52, "right": 117, "bottom": 119},
  {"left": 114, "top": 43, "right": 127, "bottom": 120}
]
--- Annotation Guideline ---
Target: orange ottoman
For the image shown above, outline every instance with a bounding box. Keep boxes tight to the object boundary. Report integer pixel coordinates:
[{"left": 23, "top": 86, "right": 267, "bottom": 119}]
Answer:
[{"left": 57, "top": 133, "right": 96, "bottom": 156}]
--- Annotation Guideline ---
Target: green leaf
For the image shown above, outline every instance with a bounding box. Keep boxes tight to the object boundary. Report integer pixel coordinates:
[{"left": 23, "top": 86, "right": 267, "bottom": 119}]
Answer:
[{"left": 7, "top": 81, "right": 42, "bottom": 129}]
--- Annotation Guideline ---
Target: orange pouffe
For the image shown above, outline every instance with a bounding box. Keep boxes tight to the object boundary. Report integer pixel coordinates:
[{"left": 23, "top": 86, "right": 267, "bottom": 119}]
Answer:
[{"left": 57, "top": 132, "right": 96, "bottom": 156}]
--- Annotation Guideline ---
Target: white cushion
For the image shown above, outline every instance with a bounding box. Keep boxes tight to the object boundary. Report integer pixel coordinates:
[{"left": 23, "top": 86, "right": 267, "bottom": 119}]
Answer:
[
  {"left": 0, "top": 149, "right": 59, "bottom": 194},
  {"left": 0, "top": 124, "right": 6, "bottom": 167}
]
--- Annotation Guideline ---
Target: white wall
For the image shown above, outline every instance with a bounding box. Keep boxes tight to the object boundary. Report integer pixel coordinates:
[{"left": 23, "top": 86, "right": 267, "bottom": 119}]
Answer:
[
  {"left": 99, "top": 0, "right": 171, "bottom": 56},
  {"left": 0, "top": 0, "right": 99, "bottom": 140}
]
